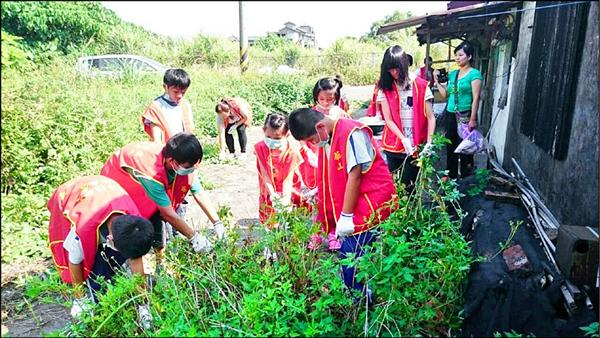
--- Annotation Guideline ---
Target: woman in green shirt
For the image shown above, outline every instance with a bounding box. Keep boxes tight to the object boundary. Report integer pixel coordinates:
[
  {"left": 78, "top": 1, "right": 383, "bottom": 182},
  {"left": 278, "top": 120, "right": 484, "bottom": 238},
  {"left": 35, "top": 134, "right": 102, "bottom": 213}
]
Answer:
[{"left": 434, "top": 41, "right": 483, "bottom": 178}]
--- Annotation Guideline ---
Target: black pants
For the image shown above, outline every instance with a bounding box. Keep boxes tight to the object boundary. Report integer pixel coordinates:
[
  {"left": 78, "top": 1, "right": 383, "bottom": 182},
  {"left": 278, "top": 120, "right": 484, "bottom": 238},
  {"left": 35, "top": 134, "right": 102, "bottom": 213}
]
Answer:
[
  {"left": 384, "top": 151, "right": 420, "bottom": 191},
  {"left": 149, "top": 211, "right": 165, "bottom": 250},
  {"left": 86, "top": 245, "right": 128, "bottom": 302},
  {"left": 225, "top": 124, "right": 247, "bottom": 154},
  {"left": 446, "top": 112, "right": 474, "bottom": 179}
]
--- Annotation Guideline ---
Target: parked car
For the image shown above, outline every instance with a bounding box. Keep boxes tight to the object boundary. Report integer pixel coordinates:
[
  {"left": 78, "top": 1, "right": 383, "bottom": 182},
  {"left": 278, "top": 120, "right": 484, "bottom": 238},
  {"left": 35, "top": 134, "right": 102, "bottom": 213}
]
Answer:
[{"left": 76, "top": 54, "right": 168, "bottom": 77}]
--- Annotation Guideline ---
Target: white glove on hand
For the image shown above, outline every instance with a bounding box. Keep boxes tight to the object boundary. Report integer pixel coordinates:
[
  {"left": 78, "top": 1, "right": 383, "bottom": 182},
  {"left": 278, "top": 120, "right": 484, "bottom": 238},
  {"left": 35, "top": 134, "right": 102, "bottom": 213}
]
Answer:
[
  {"left": 336, "top": 212, "right": 355, "bottom": 239},
  {"left": 401, "top": 136, "right": 414, "bottom": 155},
  {"left": 190, "top": 232, "right": 213, "bottom": 253},
  {"left": 70, "top": 296, "right": 92, "bottom": 319},
  {"left": 303, "top": 187, "right": 318, "bottom": 199},
  {"left": 137, "top": 304, "right": 152, "bottom": 330},
  {"left": 227, "top": 124, "right": 238, "bottom": 135},
  {"left": 421, "top": 142, "right": 433, "bottom": 157},
  {"left": 263, "top": 246, "right": 278, "bottom": 261},
  {"left": 213, "top": 220, "right": 226, "bottom": 240}
]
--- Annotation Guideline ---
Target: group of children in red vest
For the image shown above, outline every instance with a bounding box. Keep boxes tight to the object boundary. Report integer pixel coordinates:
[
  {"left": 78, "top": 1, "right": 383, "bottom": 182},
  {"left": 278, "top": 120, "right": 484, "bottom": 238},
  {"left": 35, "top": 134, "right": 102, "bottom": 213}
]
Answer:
[{"left": 49, "top": 43, "right": 437, "bottom": 322}]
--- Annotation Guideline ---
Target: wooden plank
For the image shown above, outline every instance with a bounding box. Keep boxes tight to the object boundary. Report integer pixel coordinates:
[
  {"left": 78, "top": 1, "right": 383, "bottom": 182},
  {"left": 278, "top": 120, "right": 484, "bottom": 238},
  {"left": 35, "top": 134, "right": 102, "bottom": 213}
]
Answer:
[{"left": 484, "top": 190, "right": 520, "bottom": 203}]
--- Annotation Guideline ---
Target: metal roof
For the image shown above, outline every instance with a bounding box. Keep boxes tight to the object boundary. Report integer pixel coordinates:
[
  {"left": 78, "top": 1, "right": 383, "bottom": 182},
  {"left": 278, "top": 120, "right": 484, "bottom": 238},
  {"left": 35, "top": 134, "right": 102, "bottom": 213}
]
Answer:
[{"left": 377, "top": 1, "right": 521, "bottom": 44}]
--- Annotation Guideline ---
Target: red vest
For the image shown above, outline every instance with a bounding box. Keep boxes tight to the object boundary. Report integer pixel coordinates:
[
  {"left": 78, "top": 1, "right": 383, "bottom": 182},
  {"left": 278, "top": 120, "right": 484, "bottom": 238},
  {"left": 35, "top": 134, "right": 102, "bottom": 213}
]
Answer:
[
  {"left": 47, "top": 175, "right": 141, "bottom": 283},
  {"left": 100, "top": 142, "right": 192, "bottom": 219},
  {"left": 141, "top": 98, "right": 194, "bottom": 143},
  {"left": 299, "top": 141, "right": 318, "bottom": 190},
  {"left": 222, "top": 97, "right": 253, "bottom": 127},
  {"left": 316, "top": 118, "right": 396, "bottom": 235},
  {"left": 255, "top": 140, "right": 303, "bottom": 224},
  {"left": 365, "top": 81, "right": 381, "bottom": 118},
  {"left": 419, "top": 66, "right": 426, "bottom": 79},
  {"left": 381, "top": 77, "right": 429, "bottom": 154}
]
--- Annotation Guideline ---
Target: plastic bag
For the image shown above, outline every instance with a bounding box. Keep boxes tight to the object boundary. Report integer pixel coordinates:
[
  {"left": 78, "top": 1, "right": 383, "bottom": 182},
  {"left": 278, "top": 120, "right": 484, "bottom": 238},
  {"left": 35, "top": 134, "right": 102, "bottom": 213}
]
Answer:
[{"left": 455, "top": 123, "right": 487, "bottom": 155}]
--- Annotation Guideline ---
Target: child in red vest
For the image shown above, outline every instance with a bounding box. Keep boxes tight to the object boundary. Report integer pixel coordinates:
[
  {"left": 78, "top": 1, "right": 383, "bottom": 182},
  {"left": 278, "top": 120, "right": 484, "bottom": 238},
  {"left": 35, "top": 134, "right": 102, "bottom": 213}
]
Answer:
[
  {"left": 303, "top": 77, "right": 354, "bottom": 251},
  {"left": 376, "top": 45, "right": 436, "bottom": 190},
  {"left": 254, "top": 113, "right": 305, "bottom": 228},
  {"left": 142, "top": 69, "right": 195, "bottom": 144},
  {"left": 288, "top": 108, "right": 396, "bottom": 301},
  {"left": 47, "top": 175, "right": 154, "bottom": 325}
]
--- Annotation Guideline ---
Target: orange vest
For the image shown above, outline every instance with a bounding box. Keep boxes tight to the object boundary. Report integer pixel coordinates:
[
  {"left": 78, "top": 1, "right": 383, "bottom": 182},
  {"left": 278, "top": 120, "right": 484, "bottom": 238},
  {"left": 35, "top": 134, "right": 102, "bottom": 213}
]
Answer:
[
  {"left": 255, "top": 140, "right": 303, "bottom": 224},
  {"left": 141, "top": 98, "right": 194, "bottom": 143},
  {"left": 316, "top": 118, "right": 396, "bottom": 235},
  {"left": 47, "top": 175, "right": 141, "bottom": 283},
  {"left": 381, "top": 77, "right": 429, "bottom": 155},
  {"left": 223, "top": 97, "right": 253, "bottom": 127},
  {"left": 100, "top": 142, "right": 192, "bottom": 219}
]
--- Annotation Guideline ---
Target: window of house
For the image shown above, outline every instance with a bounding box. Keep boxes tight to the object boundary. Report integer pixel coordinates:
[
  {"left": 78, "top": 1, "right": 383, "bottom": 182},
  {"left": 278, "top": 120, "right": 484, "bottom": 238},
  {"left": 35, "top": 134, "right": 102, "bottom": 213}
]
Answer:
[{"left": 519, "top": 1, "right": 589, "bottom": 160}]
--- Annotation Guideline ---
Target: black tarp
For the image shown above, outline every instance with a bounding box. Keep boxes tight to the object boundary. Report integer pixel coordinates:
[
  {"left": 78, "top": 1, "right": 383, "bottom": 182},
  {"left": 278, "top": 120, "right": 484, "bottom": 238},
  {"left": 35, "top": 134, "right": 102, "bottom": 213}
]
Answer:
[{"left": 455, "top": 176, "right": 598, "bottom": 337}]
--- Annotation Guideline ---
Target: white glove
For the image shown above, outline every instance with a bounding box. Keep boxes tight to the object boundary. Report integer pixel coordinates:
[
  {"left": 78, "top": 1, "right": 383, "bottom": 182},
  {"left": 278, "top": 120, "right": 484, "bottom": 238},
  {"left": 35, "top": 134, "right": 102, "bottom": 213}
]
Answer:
[
  {"left": 190, "top": 232, "right": 213, "bottom": 253},
  {"left": 421, "top": 142, "right": 433, "bottom": 157},
  {"left": 213, "top": 220, "right": 226, "bottom": 240},
  {"left": 70, "top": 296, "right": 92, "bottom": 319},
  {"left": 137, "top": 304, "right": 152, "bottom": 330},
  {"left": 227, "top": 124, "right": 238, "bottom": 135},
  {"left": 263, "top": 246, "right": 278, "bottom": 261},
  {"left": 303, "top": 187, "right": 318, "bottom": 199},
  {"left": 336, "top": 212, "right": 355, "bottom": 239},
  {"left": 401, "top": 136, "right": 414, "bottom": 155}
]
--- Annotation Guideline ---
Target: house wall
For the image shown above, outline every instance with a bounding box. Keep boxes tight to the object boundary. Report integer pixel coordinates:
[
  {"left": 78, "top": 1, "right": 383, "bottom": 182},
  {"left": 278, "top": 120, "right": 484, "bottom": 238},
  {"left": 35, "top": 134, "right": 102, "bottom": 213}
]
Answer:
[
  {"left": 504, "top": 2, "right": 598, "bottom": 227},
  {"left": 488, "top": 42, "right": 514, "bottom": 165}
]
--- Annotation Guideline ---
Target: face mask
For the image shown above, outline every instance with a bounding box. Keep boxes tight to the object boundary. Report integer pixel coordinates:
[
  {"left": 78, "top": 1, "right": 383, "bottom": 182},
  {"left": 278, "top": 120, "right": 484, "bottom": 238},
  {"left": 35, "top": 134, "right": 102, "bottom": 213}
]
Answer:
[
  {"left": 315, "top": 126, "right": 330, "bottom": 148},
  {"left": 175, "top": 166, "right": 195, "bottom": 176},
  {"left": 264, "top": 137, "right": 284, "bottom": 150},
  {"left": 172, "top": 160, "right": 196, "bottom": 176},
  {"left": 316, "top": 103, "right": 330, "bottom": 111}
]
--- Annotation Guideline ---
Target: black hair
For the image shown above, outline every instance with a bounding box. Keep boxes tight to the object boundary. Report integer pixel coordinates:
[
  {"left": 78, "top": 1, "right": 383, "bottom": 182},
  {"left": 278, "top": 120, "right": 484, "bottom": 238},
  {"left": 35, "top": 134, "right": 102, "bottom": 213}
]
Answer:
[
  {"left": 111, "top": 215, "right": 154, "bottom": 259},
  {"left": 163, "top": 69, "right": 191, "bottom": 89},
  {"left": 312, "top": 77, "right": 343, "bottom": 105},
  {"left": 288, "top": 108, "right": 324, "bottom": 141},
  {"left": 454, "top": 41, "right": 475, "bottom": 60},
  {"left": 424, "top": 56, "right": 433, "bottom": 63},
  {"left": 377, "top": 45, "right": 410, "bottom": 92},
  {"left": 406, "top": 54, "right": 414, "bottom": 67},
  {"left": 162, "top": 132, "right": 203, "bottom": 165},
  {"left": 263, "top": 112, "right": 289, "bottom": 132}
]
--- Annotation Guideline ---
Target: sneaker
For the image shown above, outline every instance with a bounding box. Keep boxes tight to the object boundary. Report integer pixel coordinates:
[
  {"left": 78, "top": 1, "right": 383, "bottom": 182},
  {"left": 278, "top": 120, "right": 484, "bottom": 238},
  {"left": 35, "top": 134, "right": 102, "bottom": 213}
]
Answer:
[
  {"left": 328, "top": 233, "right": 341, "bottom": 251},
  {"left": 308, "top": 233, "right": 323, "bottom": 250}
]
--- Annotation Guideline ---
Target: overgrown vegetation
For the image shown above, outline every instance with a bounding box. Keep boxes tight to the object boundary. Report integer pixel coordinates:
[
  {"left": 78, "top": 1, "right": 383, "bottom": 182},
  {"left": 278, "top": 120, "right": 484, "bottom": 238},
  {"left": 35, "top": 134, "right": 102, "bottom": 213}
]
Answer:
[{"left": 31, "top": 138, "right": 473, "bottom": 337}]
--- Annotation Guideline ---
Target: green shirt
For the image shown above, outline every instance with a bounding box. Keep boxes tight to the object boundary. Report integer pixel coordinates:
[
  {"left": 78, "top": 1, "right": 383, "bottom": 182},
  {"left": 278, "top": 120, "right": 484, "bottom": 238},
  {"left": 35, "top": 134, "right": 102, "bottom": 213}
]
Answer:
[
  {"left": 447, "top": 68, "right": 483, "bottom": 113},
  {"left": 125, "top": 168, "right": 202, "bottom": 207}
]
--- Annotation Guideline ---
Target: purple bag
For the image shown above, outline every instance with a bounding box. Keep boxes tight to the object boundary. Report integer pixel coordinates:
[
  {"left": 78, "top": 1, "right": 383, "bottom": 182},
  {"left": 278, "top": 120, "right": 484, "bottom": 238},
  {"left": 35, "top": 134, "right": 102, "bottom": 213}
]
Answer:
[{"left": 455, "top": 123, "right": 487, "bottom": 154}]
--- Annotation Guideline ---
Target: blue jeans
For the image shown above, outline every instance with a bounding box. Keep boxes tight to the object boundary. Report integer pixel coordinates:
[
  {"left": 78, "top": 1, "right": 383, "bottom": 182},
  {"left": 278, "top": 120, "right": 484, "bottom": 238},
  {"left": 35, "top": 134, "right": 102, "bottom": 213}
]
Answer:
[{"left": 339, "top": 230, "right": 378, "bottom": 295}]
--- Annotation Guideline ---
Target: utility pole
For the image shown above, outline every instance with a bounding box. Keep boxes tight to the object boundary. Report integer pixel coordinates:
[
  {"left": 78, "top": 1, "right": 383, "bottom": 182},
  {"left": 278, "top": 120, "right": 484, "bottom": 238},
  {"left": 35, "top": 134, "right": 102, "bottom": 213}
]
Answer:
[{"left": 238, "top": 1, "right": 248, "bottom": 74}]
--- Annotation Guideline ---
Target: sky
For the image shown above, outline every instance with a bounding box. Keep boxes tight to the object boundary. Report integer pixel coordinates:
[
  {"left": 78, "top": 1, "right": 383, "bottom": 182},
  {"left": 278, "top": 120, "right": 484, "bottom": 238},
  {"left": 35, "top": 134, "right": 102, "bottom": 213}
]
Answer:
[{"left": 101, "top": 1, "right": 448, "bottom": 49}]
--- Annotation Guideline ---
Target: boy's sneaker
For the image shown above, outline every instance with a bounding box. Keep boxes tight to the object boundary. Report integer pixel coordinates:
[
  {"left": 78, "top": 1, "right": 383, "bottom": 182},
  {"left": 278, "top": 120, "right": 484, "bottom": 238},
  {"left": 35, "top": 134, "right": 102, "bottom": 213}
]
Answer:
[
  {"left": 327, "top": 233, "right": 341, "bottom": 251},
  {"left": 308, "top": 234, "right": 323, "bottom": 250}
]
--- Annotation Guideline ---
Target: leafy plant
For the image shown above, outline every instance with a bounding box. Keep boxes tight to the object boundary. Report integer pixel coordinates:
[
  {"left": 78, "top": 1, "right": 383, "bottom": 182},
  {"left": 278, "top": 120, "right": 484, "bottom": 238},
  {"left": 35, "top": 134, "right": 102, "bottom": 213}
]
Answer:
[
  {"left": 490, "top": 220, "right": 522, "bottom": 260},
  {"left": 467, "top": 168, "right": 491, "bottom": 196},
  {"left": 580, "top": 322, "right": 599, "bottom": 337}
]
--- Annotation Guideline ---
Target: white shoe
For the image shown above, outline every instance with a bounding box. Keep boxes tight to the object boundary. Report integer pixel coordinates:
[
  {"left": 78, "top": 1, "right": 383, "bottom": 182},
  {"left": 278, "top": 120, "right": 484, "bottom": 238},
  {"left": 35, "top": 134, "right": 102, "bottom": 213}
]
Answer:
[{"left": 238, "top": 153, "right": 247, "bottom": 161}]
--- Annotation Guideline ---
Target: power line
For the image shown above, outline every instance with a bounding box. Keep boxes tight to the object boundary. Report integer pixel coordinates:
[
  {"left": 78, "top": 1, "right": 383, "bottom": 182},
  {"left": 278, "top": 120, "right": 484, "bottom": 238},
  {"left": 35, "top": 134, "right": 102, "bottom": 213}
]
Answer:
[{"left": 457, "top": 1, "right": 589, "bottom": 20}]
